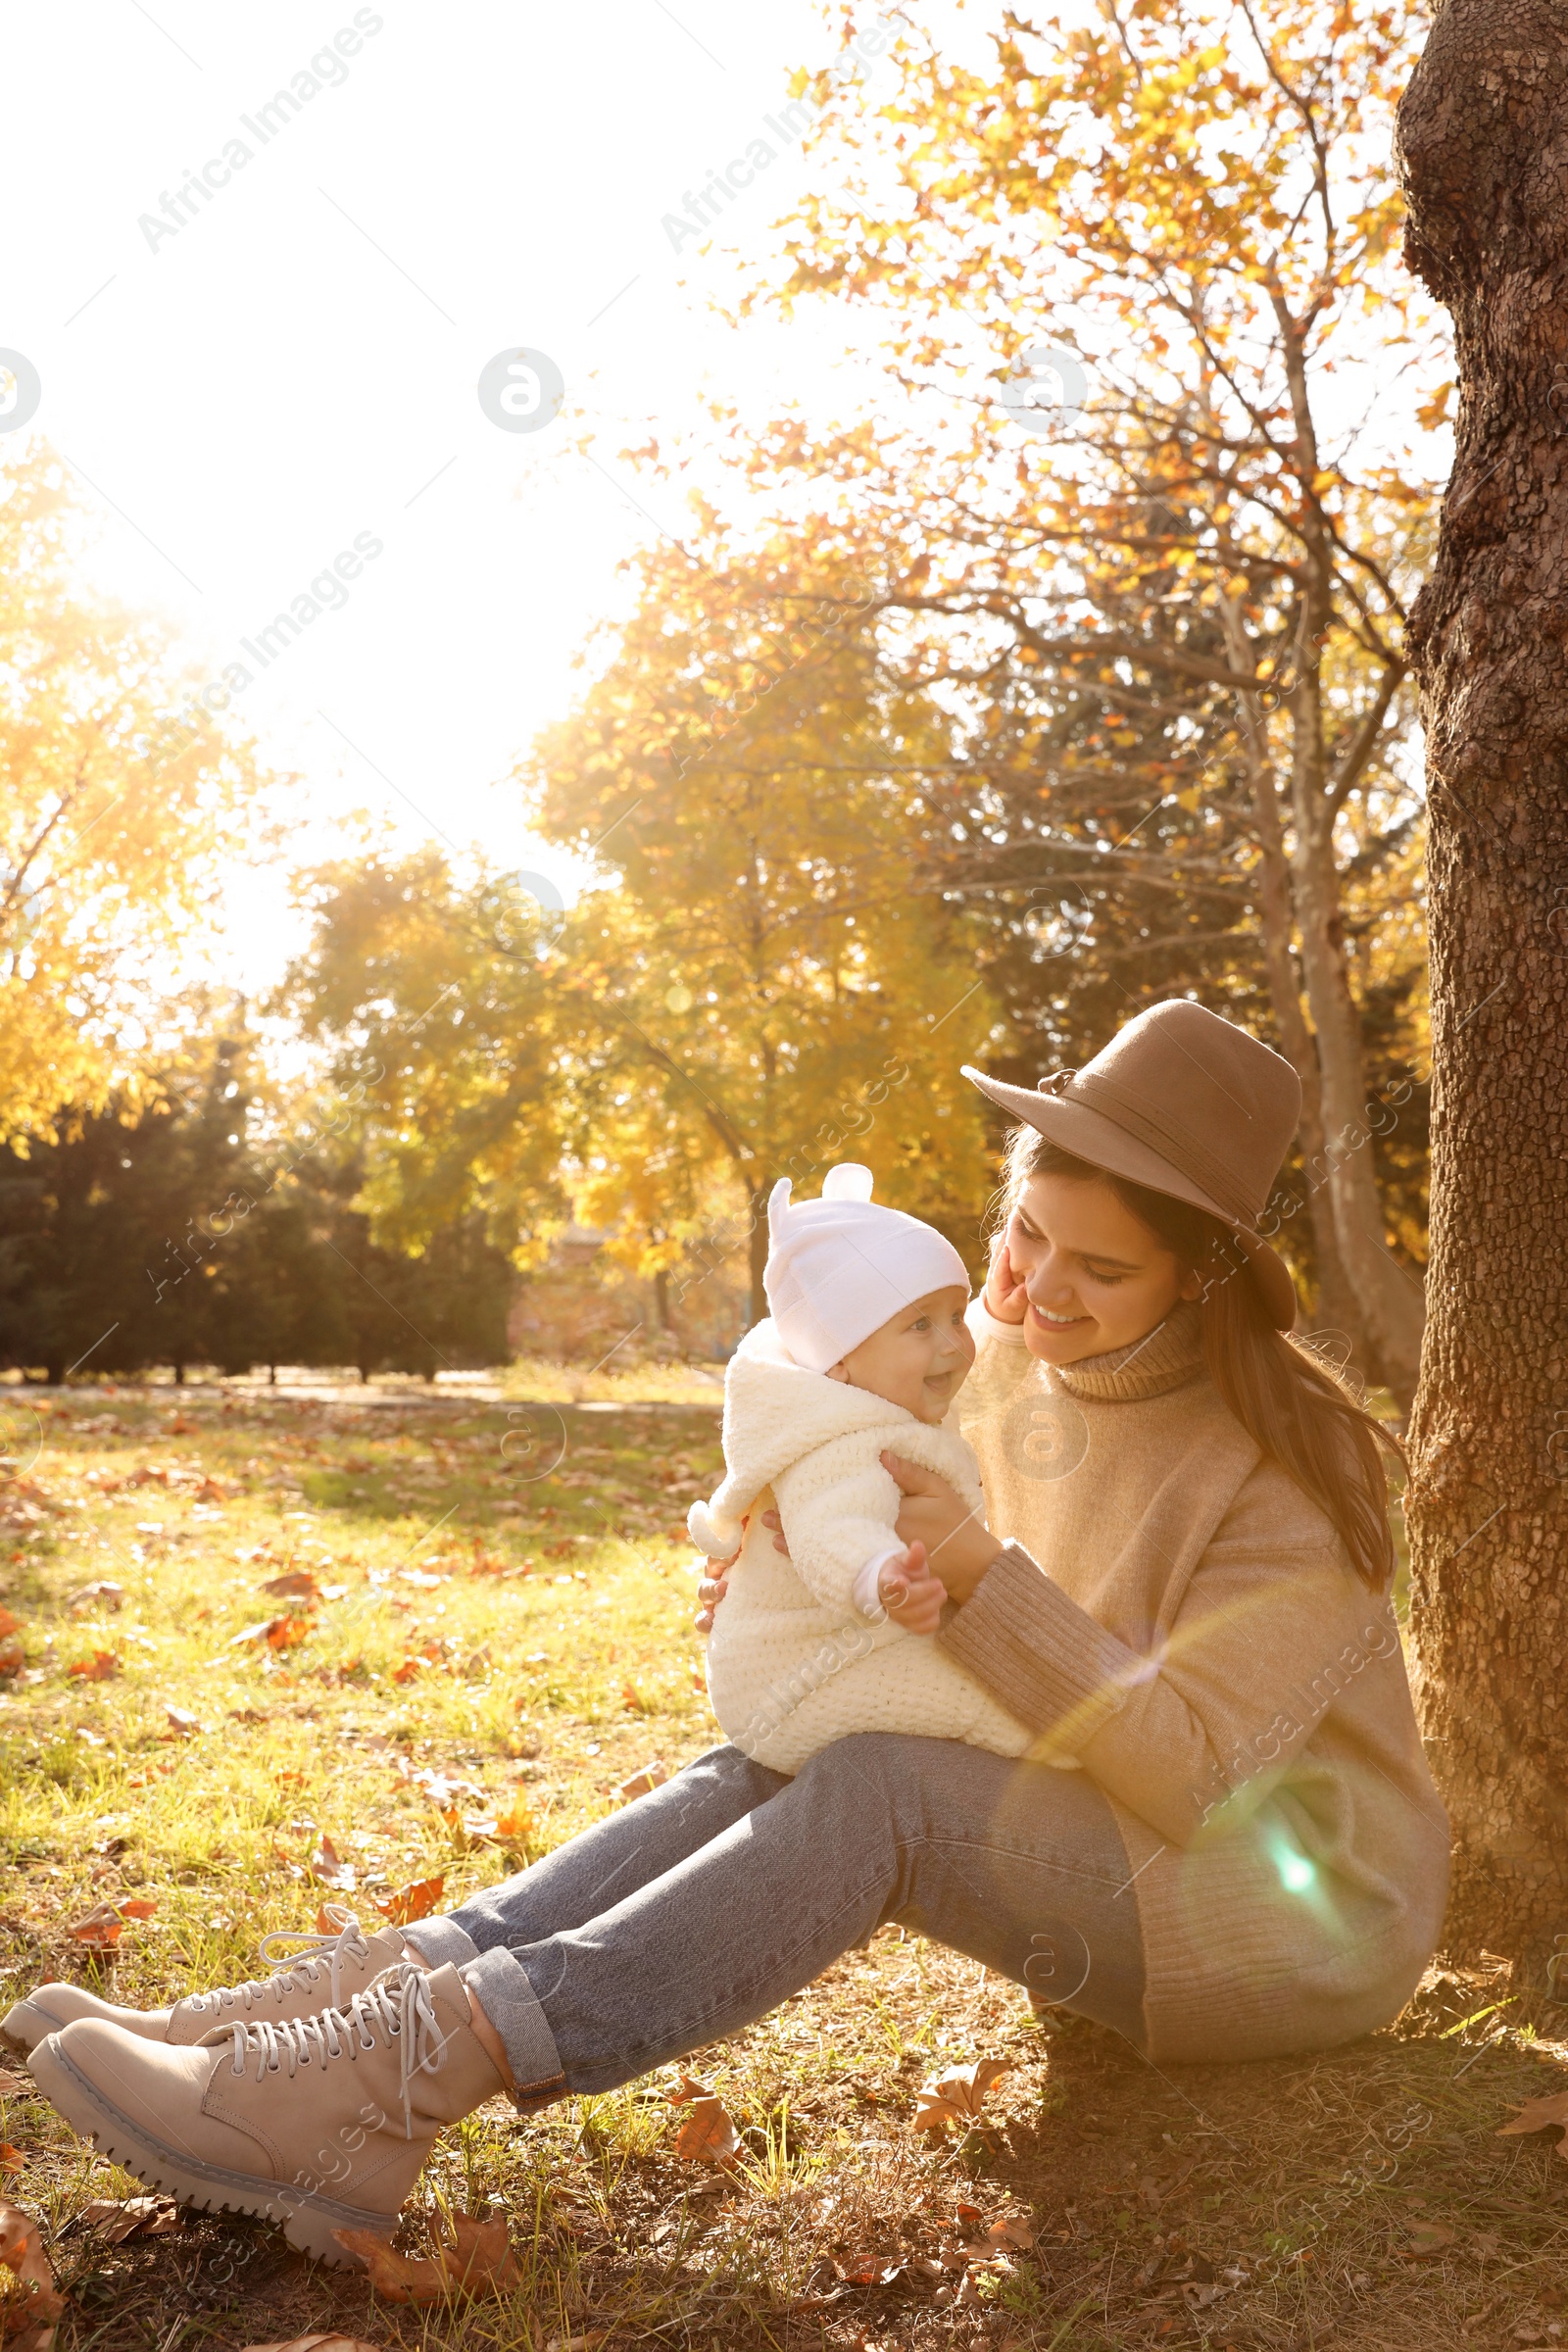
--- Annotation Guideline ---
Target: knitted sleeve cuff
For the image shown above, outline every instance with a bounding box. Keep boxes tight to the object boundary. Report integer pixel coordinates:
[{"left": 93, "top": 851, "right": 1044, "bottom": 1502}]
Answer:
[{"left": 937, "top": 1543, "right": 1138, "bottom": 1752}]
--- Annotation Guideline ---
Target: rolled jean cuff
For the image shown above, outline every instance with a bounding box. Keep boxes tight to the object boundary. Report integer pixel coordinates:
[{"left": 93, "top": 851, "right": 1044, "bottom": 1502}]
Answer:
[
  {"left": 460, "top": 1946, "right": 567, "bottom": 2114},
  {"left": 402, "top": 1916, "right": 480, "bottom": 1969}
]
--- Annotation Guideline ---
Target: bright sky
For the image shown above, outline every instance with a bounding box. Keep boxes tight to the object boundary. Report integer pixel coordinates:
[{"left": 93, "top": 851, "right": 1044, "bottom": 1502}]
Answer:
[{"left": 2, "top": 0, "right": 906, "bottom": 991}]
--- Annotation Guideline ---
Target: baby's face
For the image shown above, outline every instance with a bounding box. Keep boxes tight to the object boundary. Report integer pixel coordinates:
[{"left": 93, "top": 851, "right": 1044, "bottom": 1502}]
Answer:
[{"left": 829, "top": 1285, "right": 975, "bottom": 1424}]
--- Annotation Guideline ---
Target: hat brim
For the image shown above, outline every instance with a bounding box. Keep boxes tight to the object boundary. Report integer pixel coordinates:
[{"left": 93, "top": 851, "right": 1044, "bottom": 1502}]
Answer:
[{"left": 964, "top": 1066, "right": 1298, "bottom": 1331}]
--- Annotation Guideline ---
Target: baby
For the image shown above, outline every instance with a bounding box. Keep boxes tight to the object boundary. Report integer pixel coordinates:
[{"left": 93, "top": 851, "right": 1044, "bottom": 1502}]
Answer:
[{"left": 689, "top": 1164, "right": 1028, "bottom": 1773}]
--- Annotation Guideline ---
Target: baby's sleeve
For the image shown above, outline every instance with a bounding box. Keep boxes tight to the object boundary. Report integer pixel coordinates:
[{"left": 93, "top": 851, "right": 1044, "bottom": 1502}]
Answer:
[{"left": 771, "top": 1432, "right": 904, "bottom": 1619}]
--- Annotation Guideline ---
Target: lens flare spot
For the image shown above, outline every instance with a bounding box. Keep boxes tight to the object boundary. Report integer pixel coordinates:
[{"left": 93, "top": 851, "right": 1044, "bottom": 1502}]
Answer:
[{"left": 1277, "top": 1848, "right": 1315, "bottom": 1893}]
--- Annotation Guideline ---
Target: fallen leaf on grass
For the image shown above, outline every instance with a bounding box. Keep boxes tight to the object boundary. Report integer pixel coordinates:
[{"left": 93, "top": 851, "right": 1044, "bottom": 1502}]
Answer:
[
  {"left": 612, "top": 1760, "right": 668, "bottom": 1803},
  {"left": 163, "top": 1706, "right": 206, "bottom": 1738},
  {"left": 0, "top": 1613, "right": 19, "bottom": 1642},
  {"left": 834, "top": 2255, "right": 907, "bottom": 2287},
  {"left": 911, "top": 2059, "right": 1012, "bottom": 2134},
  {"left": 985, "top": 2212, "right": 1036, "bottom": 2251},
  {"left": 66, "top": 1651, "right": 119, "bottom": 1682},
  {"left": 307, "top": 1836, "right": 356, "bottom": 1891},
  {"left": 620, "top": 1680, "right": 651, "bottom": 1713},
  {"left": 668, "top": 2073, "right": 739, "bottom": 2162},
  {"left": 373, "top": 1875, "right": 445, "bottom": 1927},
  {"left": 240, "top": 2335, "right": 382, "bottom": 2352},
  {"left": 66, "top": 1584, "right": 122, "bottom": 1616},
  {"left": 1401, "top": 2221, "right": 1457, "bottom": 2257},
  {"left": 0, "top": 2078, "right": 25, "bottom": 2103},
  {"left": 228, "top": 1614, "right": 313, "bottom": 1652},
  {"left": 261, "top": 1570, "right": 322, "bottom": 1599},
  {"left": 0, "top": 2150, "right": 21, "bottom": 2178},
  {"left": 1498, "top": 2088, "right": 1568, "bottom": 2155},
  {"left": 331, "top": 2212, "right": 520, "bottom": 2303},
  {"left": 78, "top": 2196, "right": 180, "bottom": 2243},
  {"left": 0, "top": 2202, "right": 66, "bottom": 2350},
  {"left": 68, "top": 1896, "right": 157, "bottom": 1949}
]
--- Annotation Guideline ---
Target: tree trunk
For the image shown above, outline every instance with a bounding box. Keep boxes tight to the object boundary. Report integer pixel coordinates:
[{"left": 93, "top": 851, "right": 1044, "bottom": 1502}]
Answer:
[
  {"left": 1220, "top": 597, "right": 1371, "bottom": 1360},
  {"left": 1288, "top": 654, "right": 1428, "bottom": 1409},
  {"left": 1271, "top": 318, "right": 1428, "bottom": 1407},
  {"left": 1397, "top": 0, "right": 1568, "bottom": 1969}
]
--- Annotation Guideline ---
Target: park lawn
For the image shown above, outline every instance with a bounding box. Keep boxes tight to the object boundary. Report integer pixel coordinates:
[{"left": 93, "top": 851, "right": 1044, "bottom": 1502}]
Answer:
[{"left": 0, "top": 1385, "right": 1564, "bottom": 2352}]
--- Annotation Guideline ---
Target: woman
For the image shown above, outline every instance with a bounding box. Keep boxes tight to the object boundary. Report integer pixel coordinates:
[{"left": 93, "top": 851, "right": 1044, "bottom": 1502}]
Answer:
[{"left": 16, "top": 1000, "right": 1448, "bottom": 2266}]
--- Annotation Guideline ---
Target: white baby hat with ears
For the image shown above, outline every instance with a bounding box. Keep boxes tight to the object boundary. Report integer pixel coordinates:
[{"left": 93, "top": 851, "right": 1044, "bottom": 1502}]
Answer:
[{"left": 761, "top": 1163, "right": 971, "bottom": 1374}]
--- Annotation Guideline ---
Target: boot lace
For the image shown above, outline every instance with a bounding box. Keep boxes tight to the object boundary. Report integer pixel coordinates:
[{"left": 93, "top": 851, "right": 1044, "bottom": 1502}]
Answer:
[
  {"left": 227, "top": 1960, "right": 449, "bottom": 2136},
  {"left": 180, "top": 1904, "right": 373, "bottom": 2023}
]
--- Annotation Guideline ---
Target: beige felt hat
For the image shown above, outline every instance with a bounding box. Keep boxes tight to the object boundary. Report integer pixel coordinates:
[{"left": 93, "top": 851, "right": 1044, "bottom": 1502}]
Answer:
[{"left": 962, "top": 999, "right": 1302, "bottom": 1329}]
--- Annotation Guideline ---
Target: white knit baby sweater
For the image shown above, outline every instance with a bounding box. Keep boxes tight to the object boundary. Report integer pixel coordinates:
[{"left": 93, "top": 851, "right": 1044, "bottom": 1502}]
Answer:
[{"left": 691, "top": 1318, "right": 1029, "bottom": 1774}]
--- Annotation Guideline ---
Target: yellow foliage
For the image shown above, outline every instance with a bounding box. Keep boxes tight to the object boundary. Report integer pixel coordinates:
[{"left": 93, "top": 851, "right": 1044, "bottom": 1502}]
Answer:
[{"left": 0, "top": 449, "right": 266, "bottom": 1145}]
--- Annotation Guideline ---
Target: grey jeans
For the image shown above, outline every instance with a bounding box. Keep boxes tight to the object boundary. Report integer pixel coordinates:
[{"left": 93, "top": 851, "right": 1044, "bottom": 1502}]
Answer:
[{"left": 410, "top": 1734, "right": 1147, "bottom": 2107}]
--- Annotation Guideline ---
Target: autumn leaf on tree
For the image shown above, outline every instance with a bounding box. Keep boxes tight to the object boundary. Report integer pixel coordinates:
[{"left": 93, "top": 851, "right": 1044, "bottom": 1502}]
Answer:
[
  {"left": 331, "top": 2212, "right": 520, "bottom": 2302},
  {"left": 667, "top": 2074, "right": 740, "bottom": 2163},
  {"left": 373, "top": 1875, "right": 445, "bottom": 1927},
  {"left": 911, "top": 2059, "right": 1012, "bottom": 2135},
  {"left": 1497, "top": 2088, "right": 1568, "bottom": 2158},
  {"left": 0, "top": 2202, "right": 66, "bottom": 2352}
]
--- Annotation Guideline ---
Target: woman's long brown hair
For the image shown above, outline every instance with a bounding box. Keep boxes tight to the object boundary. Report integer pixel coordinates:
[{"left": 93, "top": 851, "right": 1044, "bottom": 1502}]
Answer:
[{"left": 1001, "top": 1133, "right": 1404, "bottom": 1591}]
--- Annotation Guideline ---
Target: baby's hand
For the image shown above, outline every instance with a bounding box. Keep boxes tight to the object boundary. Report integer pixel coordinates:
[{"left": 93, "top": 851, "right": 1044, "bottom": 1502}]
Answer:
[
  {"left": 877, "top": 1540, "right": 945, "bottom": 1636},
  {"left": 984, "top": 1233, "right": 1029, "bottom": 1325}
]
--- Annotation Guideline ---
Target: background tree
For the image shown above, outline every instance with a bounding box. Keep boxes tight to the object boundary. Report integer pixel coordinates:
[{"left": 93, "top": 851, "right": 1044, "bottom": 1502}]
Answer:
[
  {"left": 287, "top": 572, "right": 1004, "bottom": 1325},
  {"left": 0, "top": 450, "right": 266, "bottom": 1145},
  {"left": 0, "top": 1031, "right": 513, "bottom": 1384},
  {"left": 1397, "top": 0, "right": 1568, "bottom": 1969},
  {"left": 696, "top": 0, "right": 1440, "bottom": 1395}
]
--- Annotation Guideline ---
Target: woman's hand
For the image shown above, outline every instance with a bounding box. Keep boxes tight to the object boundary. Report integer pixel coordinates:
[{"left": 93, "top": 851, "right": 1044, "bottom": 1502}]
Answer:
[
  {"left": 694, "top": 1548, "right": 738, "bottom": 1635},
  {"left": 984, "top": 1231, "right": 1029, "bottom": 1325},
  {"left": 882, "top": 1452, "right": 1004, "bottom": 1602}
]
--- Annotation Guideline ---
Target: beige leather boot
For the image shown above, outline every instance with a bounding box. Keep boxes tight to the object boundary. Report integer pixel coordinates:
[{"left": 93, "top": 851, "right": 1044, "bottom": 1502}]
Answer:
[
  {"left": 1, "top": 1907, "right": 411, "bottom": 2055},
  {"left": 27, "top": 1961, "right": 505, "bottom": 2264}
]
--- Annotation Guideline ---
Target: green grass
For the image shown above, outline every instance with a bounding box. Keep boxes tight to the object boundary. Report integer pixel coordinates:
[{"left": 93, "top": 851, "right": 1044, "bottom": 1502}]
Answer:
[{"left": 1, "top": 1384, "right": 1566, "bottom": 2352}]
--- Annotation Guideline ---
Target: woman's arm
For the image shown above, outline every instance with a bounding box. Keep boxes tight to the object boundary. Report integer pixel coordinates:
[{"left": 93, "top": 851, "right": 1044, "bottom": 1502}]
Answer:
[
  {"left": 936, "top": 1478, "right": 1409, "bottom": 1849},
  {"left": 880, "top": 1453, "right": 1003, "bottom": 1599}
]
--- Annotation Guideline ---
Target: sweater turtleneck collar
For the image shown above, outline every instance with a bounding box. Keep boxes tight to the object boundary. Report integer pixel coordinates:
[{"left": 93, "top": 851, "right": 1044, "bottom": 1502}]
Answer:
[{"left": 1054, "top": 1299, "right": 1204, "bottom": 1403}]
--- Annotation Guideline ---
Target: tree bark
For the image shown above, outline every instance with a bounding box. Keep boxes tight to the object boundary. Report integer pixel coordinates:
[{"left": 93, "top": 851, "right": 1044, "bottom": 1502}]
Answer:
[
  {"left": 1220, "top": 597, "right": 1371, "bottom": 1360},
  {"left": 1397, "top": 0, "right": 1568, "bottom": 1969}
]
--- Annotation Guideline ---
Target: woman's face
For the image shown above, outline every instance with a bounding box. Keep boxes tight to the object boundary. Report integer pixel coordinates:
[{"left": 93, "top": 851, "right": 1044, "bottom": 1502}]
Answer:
[{"left": 1005, "top": 1173, "right": 1200, "bottom": 1365}]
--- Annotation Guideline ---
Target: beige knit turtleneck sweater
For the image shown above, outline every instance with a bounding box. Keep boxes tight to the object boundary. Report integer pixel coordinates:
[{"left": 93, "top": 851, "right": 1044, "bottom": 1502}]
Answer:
[{"left": 940, "top": 1299, "right": 1449, "bottom": 2062}]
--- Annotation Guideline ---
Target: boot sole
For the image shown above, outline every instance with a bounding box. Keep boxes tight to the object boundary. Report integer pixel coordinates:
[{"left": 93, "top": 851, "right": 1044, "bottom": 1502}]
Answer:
[{"left": 28, "top": 2034, "right": 396, "bottom": 2267}]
